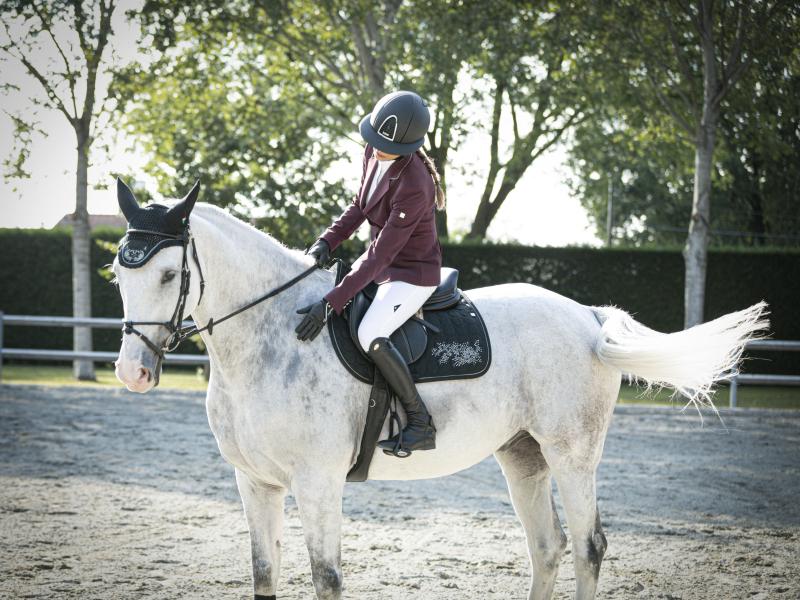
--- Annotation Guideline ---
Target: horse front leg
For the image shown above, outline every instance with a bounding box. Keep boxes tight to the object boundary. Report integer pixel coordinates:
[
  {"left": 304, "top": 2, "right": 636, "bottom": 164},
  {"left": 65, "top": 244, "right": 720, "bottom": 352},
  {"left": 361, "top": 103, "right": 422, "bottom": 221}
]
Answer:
[
  {"left": 235, "top": 469, "right": 287, "bottom": 600},
  {"left": 292, "top": 472, "right": 345, "bottom": 600}
]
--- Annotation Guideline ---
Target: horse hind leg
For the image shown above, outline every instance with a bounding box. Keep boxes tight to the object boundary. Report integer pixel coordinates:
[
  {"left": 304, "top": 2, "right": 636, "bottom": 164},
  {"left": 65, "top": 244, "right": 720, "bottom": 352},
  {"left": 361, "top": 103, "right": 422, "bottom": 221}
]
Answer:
[
  {"left": 495, "top": 432, "right": 568, "bottom": 600},
  {"left": 541, "top": 449, "right": 607, "bottom": 600}
]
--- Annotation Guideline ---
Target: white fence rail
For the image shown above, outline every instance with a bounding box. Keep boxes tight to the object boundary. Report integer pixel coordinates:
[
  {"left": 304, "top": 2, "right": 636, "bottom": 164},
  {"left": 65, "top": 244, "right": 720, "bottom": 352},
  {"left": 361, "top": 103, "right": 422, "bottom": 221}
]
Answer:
[
  {"left": 0, "top": 313, "right": 797, "bottom": 406},
  {"left": 729, "top": 339, "right": 800, "bottom": 407},
  {"left": 0, "top": 312, "right": 209, "bottom": 382}
]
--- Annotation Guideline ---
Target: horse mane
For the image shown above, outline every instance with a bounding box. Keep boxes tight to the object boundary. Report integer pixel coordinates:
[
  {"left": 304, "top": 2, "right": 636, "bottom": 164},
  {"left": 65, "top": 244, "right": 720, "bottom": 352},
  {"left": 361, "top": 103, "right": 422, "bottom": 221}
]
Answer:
[{"left": 190, "top": 202, "right": 307, "bottom": 259}]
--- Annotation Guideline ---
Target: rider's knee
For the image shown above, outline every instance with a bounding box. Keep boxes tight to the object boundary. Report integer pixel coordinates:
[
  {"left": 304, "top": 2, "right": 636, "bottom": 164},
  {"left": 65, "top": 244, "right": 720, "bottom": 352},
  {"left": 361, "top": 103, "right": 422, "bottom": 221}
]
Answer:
[{"left": 357, "top": 324, "right": 377, "bottom": 354}]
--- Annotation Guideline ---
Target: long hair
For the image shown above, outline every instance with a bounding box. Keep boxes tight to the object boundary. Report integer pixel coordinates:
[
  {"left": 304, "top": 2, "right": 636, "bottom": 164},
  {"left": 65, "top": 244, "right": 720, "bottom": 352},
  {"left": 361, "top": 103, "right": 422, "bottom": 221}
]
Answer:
[{"left": 415, "top": 147, "right": 446, "bottom": 210}]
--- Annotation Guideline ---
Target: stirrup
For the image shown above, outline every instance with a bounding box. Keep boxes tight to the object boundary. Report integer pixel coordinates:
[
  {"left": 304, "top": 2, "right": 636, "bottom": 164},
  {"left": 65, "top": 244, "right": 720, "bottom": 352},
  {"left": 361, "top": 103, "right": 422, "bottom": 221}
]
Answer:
[
  {"left": 382, "top": 410, "right": 412, "bottom": 458},
  {"left": 382, "top": 436, "right": 412, "bottom": 458}
]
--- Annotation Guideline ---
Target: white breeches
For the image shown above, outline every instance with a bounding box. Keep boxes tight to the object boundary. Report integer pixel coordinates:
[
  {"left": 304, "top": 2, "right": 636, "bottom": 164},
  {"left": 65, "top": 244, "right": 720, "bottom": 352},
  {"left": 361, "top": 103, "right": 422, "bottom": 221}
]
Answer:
[{"left": 357, "top": 280, "right": 436, "bottom": 353}]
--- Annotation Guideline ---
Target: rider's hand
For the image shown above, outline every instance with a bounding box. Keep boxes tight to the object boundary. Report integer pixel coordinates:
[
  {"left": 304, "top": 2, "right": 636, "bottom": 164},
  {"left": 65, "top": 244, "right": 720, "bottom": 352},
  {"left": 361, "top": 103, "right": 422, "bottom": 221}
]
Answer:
[
  {"left": 305, "top": 239, "right": 330, "bottom": 268},
  {"left": 295, "top": 299, "right": 330, "bottom": 342}
]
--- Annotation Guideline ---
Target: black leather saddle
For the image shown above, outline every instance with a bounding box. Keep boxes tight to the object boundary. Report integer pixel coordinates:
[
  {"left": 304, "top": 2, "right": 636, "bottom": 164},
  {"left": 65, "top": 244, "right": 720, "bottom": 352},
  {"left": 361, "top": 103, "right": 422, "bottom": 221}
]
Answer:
[
  {"left": 328, "top": 262, "right": 491, "bottom": 385},
  {"left": 346, "top": 267, "right": 462, "bottom": 364}
]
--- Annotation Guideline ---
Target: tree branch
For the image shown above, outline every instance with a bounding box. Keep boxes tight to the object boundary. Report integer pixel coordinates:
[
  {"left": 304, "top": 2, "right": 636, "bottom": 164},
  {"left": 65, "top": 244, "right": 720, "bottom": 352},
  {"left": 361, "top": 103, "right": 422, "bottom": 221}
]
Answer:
[
  {"left": 659, "top": 3, "right": 696, "bottom": 87},
  {"left": 627, "top": 20, "right": 696, "bottom": 133},
  {"left": 348, "top": 17, "right": 384, "bottom": 96},
  {"left": 530, "top": 110, "right": 584, "bottom": 161},
  {"left": 0, "top": 20, "right": 75, "bottom": 123},
  {"left": 79, "top": 0, "right": 115, "bottom": 126},
  {"left": 489, "top": 80, "right": 503, "bottom": 174},
  {"left": 509, "top": 96, "right": 520, "bottom": 142},
  {"left": 31, "top": 1, "right": 79, "bottom": 117}
]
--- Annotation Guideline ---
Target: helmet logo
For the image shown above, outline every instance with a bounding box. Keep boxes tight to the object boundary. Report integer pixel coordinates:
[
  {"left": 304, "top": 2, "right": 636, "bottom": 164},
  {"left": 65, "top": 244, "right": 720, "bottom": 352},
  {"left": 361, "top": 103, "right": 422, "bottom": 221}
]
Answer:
[{"left": 377, "top": 115, "right": 397, "bottom": 141}]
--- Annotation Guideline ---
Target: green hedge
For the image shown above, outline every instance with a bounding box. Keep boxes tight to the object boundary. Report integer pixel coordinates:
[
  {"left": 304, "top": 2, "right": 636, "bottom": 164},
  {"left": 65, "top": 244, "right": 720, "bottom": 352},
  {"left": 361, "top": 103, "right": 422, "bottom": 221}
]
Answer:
[
  {"left": 0, "top": 228, "right": 119, "bottom": 356},
  {"left": 1, "top": 229, "right": 797, "bottom": 374}
]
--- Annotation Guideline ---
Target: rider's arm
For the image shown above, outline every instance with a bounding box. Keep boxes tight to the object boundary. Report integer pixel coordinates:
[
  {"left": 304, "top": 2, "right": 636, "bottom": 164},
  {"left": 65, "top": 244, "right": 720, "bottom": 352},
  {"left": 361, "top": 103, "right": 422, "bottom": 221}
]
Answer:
[
  {"left": 324, "top": 184, "right": 429, "bottom": 314},
  {"left": 319, "top": 203, "right": 365, "bottom": 252}
]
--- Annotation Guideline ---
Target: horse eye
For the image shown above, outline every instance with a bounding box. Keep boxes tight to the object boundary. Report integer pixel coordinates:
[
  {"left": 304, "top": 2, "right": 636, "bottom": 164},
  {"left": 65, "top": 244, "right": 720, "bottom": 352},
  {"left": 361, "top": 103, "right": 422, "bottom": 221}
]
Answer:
[{"left": 161, "top": 271, "right": 177, "bottom": 284}]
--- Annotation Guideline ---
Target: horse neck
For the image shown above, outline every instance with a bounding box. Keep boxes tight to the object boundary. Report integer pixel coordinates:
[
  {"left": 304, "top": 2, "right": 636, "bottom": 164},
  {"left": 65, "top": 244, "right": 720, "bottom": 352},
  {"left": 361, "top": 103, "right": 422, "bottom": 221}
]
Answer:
[{"left": 187, "top": 205, "right": 333, "bottom": 374}]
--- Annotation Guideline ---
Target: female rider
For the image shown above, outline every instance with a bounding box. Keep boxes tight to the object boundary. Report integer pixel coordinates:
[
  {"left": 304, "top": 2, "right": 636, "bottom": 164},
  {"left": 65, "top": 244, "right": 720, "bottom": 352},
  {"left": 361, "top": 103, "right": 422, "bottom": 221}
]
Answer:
[{"left": 295, "top": 90, "right": 445, "bottom": 456}]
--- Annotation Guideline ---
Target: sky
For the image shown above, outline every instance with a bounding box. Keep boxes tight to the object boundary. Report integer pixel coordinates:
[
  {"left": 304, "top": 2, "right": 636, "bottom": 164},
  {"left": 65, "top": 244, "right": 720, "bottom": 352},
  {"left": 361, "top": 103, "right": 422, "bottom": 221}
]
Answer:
[{"left": 0, "top": 5, "right": 600, "bottom": 247}]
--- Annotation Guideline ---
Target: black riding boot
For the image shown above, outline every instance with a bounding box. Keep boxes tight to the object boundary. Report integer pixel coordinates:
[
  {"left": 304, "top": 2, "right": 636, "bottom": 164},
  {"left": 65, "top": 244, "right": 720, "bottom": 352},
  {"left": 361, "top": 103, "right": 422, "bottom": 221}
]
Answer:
[{"left": 369, "top": 337, "right": 436, "bottom": 457}]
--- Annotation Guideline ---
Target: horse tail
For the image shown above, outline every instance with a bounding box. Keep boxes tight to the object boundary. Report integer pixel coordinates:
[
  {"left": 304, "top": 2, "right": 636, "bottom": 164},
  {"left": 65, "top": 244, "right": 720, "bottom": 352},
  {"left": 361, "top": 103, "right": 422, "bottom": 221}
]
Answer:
[{"left": 591, "top": 302, "right": 769, "bottom": 411}]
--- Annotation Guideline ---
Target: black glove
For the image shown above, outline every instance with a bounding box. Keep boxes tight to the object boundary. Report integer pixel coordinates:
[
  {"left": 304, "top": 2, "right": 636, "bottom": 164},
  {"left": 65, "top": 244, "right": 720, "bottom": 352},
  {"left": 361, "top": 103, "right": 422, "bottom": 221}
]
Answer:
[
  {"left": 306, "top": 238, "right": 331, "bottom": 268},
  {"left": 295, "top": 299, "right": 331, "bottom": 342}
]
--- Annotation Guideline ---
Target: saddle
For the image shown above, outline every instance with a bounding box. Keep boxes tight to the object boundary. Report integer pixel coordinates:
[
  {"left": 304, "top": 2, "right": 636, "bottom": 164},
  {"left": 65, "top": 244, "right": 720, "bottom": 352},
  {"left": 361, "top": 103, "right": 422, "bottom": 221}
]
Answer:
[
  {"left": 346, "top": 267, "right": 462, "bottom": 364},
  {"left": 327, "top": 262, "right": 492, "bottom": 482},
  {"left": 328, "top": 263, "right": 492, "bottom": 384}
]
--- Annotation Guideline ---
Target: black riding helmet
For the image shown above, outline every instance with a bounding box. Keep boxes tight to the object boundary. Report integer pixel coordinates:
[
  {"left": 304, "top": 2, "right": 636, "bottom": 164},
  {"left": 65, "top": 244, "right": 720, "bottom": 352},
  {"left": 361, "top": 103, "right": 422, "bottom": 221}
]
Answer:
[{"left": 359, "top": 90, "right": 430, "bottom": 155}]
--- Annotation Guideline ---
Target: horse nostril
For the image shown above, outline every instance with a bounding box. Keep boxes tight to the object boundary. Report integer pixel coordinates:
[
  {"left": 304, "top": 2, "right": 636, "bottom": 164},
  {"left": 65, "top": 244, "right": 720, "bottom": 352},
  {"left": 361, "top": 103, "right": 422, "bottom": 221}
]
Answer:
[{"left": 137, "top": 367, "right": 151, "bottom": 383}]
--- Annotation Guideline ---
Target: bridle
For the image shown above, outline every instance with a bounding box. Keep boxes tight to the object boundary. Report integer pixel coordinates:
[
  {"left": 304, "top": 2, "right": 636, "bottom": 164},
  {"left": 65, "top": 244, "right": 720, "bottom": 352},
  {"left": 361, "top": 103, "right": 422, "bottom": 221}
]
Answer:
[{"left": 120, "top": 222, "right": 318, "bottom": 375}]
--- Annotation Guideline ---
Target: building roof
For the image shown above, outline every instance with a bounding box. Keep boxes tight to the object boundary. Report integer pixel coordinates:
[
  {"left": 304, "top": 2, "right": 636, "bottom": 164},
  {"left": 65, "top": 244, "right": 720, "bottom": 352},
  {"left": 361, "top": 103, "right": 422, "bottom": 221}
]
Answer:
[{"left": 54, "top": 213, "right": 127, "bottom": 230}]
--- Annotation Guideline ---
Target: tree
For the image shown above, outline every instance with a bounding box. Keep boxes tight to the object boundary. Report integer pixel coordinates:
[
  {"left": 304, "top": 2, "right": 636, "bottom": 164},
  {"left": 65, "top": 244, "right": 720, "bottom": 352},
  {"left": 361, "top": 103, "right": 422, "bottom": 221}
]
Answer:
[
  {"left": 1, "top": 0, "right": 121, "bottom": 379},
  {"left": 567, "top": 108, "right": 696, "bottom": 246},
  {"left": 113, "top": 1, "right": 362, "bottom": 247},
  {"left": 465, "top": 1, "right": 593, "bottom": 240},
  {"left": 618, "top": 0, "right": 794, "bottom": 327},
  {"left": 126, "top": 0, "right": 485, "bottom": 240},
  {"left": 568, "top": 9, "right": 800, "bottom": 249},
  {"left": 714, "top": 28, "right": 800, "bottom": 246}
]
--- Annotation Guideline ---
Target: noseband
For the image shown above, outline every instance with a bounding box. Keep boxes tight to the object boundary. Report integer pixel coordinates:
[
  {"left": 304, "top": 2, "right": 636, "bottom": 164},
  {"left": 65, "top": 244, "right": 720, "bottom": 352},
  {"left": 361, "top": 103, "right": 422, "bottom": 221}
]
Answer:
[{"left": 120, "top": 222, "right": 318, "bottom": 375}]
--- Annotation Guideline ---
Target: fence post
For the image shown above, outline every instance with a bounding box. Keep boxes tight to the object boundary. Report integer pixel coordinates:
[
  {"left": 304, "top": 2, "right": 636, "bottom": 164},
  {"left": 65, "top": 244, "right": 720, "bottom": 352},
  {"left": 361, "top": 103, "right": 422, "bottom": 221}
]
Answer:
[
  {"left": 0, "top": 311, "right": 4, "bottom": 384},
  {"left": 729, "top": 375, "right": 738, "bottom": 408}
]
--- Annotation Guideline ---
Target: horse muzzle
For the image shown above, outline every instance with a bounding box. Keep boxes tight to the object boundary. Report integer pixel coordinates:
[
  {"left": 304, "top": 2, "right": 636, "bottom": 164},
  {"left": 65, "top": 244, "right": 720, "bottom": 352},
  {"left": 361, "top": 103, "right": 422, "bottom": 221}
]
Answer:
[{"left": 115, "top": 344, "right": 162, "bottom": 393}]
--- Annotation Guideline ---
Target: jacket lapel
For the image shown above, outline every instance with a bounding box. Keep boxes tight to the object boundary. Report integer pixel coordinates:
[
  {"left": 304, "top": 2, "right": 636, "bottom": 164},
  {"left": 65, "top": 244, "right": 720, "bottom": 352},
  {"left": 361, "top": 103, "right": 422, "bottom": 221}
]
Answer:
[
  {"left": 363, "top": 153, "right": 413, "bottom": 214},
  {"left": 358, "top": 157, "right": 379, "bottom": 207}
]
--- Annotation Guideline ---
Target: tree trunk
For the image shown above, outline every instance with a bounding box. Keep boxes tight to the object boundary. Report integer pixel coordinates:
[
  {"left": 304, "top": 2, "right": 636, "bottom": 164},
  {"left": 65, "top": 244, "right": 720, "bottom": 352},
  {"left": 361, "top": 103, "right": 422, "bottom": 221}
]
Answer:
[
  {"left": 468, "top": 178, "right": 516, "bottom": 240},
  {"left": 72, "top": 132, "right": 95, "bottom": 380},
  {"left": 683, "top": 123, "right": 715, "bottom": 328},
  {"left": 683, "top": 0, "right": 718, "bottom": 329},
  {"left": 466, "top": 81, "right": 505, "bottom": 241}
]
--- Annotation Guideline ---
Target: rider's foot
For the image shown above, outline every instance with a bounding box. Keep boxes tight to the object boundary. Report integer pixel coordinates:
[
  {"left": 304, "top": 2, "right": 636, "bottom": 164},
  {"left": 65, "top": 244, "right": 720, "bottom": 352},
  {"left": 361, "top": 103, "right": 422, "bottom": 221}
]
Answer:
[{"left": 378, "top": 401, "right": 436, "bottom": 456}]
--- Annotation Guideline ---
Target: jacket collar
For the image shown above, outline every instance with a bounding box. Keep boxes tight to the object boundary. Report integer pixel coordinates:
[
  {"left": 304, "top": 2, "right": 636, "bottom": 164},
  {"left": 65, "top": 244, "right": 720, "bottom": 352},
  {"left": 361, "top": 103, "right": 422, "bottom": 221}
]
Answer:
[{"left": 361, "top": 151, "right": 414, "bottom": 213}]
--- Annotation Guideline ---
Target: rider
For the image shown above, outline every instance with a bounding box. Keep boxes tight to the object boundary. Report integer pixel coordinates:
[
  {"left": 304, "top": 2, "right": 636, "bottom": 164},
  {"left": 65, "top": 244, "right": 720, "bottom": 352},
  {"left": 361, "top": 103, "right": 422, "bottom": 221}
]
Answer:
[{"left": 295, "top": 90, "right": 445, "bottom": 456}]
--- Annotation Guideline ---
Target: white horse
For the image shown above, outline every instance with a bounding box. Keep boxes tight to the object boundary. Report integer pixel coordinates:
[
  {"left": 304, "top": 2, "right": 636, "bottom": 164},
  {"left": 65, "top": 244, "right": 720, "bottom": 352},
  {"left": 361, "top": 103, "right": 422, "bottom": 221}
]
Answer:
[{"left": 113, "top": 185, "right": 767, "bottom": 600}]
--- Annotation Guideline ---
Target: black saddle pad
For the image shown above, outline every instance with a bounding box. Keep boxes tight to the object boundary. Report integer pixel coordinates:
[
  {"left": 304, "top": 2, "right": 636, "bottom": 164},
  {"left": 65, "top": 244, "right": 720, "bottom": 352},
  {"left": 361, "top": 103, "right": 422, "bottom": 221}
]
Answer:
[{"left": 328, "top": 287, "right": 492, "bottom": 384}]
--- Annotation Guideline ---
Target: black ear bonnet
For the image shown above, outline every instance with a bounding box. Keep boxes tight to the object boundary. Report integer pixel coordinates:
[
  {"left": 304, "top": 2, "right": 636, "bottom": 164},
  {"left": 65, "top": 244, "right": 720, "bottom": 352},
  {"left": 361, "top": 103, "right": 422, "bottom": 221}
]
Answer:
[
  {"left": 118, "top": 204, "right": 185, "bottom": 268},
  {"left": 116, "top": 178, "right": 199, "bottom": 269}
]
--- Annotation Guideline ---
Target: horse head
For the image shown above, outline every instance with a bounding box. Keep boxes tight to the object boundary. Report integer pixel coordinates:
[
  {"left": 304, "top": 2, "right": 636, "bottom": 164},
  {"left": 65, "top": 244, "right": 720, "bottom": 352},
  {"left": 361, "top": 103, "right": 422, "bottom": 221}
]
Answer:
[{"left": 113, "top": 177, "right": 203, "bottom": 393}]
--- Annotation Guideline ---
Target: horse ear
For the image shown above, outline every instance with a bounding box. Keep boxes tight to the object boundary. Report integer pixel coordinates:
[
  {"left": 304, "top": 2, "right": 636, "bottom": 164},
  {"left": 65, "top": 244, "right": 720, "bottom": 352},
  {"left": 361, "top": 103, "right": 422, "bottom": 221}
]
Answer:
[
  {"left": 117, "top": 177, "right": 140, "bottom": 222},
  {"left": 165, "top": 180, "right": 200, "bottom": 229}
]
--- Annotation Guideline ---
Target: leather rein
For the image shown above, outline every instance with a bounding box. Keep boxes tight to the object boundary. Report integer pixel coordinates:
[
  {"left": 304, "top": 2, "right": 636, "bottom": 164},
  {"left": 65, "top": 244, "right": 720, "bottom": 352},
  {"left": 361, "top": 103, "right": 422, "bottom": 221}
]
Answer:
[{"left": 121, "top": 224, "right": 318, "bottom": 371}]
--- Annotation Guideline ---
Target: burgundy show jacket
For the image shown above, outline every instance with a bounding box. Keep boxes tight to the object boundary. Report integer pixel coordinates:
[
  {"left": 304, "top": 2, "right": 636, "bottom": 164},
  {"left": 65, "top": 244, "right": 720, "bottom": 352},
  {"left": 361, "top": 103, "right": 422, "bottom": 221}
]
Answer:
[{"left": 321, "top": 144, "right": 442, "bottom": 314}]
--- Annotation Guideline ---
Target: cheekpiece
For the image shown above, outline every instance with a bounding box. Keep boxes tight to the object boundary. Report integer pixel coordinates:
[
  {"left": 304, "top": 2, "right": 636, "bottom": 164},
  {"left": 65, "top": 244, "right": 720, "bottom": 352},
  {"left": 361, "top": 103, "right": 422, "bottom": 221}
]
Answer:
[{"left": 118, "top": 204, "right": 185, "bottom": 269}]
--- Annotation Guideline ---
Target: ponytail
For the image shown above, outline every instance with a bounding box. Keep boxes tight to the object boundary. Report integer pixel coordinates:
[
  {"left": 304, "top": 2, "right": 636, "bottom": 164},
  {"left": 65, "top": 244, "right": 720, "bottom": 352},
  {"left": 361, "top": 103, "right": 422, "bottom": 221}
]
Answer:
[{"left": 415, "top": 147, "right": 446, "bottom": 211}]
